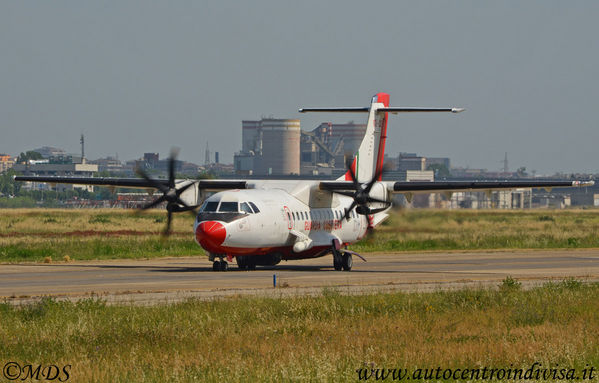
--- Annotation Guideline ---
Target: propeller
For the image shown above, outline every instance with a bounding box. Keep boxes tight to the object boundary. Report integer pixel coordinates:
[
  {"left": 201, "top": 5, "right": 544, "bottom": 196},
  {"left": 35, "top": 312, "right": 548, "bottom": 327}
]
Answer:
[
  {"left": 335, "top": 159, "right": 391, "bottom": 221},
  {"left": 136, "top": 149, "right": 199, "bottom": 236}
]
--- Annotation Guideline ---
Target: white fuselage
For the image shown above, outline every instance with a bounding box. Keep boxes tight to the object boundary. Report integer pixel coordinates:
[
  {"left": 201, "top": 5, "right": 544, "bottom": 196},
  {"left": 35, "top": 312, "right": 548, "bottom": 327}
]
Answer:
[{"left": 193, "top": 187, "right": 375, "bottom": 261}]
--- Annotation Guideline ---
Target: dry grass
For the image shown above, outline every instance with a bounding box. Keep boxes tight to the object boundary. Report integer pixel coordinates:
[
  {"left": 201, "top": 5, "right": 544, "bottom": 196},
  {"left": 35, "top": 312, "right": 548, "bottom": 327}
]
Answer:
[
  {"left": 354, "top": 208, "right": 599, "bottom": 252},
  {"left": 0, "top": 209, "right": 202, "bottom": 262},
  {"left": 0, "top": 281, "right": 597, "bottom": 382}
]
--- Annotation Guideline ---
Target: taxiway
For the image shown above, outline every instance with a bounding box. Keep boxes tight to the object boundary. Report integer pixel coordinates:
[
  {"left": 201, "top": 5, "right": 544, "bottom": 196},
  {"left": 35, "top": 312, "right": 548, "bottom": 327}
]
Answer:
[{"left": 1, "top": 249, "right": 598, "bottom": 304}]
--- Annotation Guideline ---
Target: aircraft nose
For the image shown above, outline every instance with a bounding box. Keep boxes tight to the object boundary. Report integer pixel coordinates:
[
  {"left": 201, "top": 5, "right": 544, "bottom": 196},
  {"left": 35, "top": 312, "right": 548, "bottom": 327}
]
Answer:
[{"left": 196, "top": 221, "right": 227, "bottom": 246}]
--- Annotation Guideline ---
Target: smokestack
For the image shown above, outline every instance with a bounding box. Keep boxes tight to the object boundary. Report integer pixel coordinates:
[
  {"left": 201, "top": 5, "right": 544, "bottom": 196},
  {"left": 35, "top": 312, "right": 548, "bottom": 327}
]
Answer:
[{"left": 80, "top": 134, "right": 85, "bottom": 163}]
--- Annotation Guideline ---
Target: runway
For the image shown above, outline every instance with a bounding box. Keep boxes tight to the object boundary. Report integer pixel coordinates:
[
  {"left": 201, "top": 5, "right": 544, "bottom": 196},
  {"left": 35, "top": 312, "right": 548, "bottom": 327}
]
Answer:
[{"left": 2, "top": 249, "right": 599, "bottom": 304}]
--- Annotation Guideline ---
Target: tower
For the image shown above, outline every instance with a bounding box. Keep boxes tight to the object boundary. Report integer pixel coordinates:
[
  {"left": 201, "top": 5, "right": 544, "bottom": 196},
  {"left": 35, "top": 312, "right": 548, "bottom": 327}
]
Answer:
[
  {"left": 80, "top": 134, "right": 85, "bottom": 163},
  {"left": 205, "top": 142, "right": 210, "bottom": 165}
]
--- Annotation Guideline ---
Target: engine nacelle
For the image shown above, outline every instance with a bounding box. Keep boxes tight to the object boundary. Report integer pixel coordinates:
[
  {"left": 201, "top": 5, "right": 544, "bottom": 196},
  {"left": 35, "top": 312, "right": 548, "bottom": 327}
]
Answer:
[{"left": 368, "top": 182, "right": 388, "bottom": 203}]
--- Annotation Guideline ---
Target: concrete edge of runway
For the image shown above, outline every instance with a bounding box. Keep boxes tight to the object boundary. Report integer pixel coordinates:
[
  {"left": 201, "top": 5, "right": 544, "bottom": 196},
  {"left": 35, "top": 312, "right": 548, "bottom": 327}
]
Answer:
[{"left": 4, "top": 276, "right": 599, "bottom": 307}]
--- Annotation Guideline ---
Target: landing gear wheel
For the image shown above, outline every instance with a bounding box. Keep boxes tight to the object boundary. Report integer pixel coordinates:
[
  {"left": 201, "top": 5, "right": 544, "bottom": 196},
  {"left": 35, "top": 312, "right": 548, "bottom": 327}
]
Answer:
[
  {"left": 341, "top": 253, "right": 352, "bottom": 271},
  {"left": 220, "top": 261, "right": 228, "bottom": 271},
  {"left": 236, "top": 257, "right": 247, "bottom": 270},
  {"left": 213, "top": 260, "right": 228, "bottom": 271},
  {"left": 333, "top": 255, "right": 343, "bottom": 271}
]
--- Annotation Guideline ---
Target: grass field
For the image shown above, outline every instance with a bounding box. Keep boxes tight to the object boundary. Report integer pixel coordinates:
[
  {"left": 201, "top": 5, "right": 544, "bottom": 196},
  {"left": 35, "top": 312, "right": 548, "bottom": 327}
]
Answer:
[
  {"left": 0, "top": 280, "right": 597, "bottom": 382},
  {"left": 0, "top": 209, "right": 201, "bottom": 262},
  {"left": 2, "top": 208, "right": 599, "bottom": 262}
]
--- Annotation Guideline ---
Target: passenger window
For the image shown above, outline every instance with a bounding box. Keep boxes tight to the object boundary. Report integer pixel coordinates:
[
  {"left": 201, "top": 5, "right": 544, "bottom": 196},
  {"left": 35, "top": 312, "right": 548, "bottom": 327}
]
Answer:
[
  {"left": 202, "top": 201, "right": 219, "bottom": 212},
  {"left": 219, "top": 202, "right": 238, "bottom": 212},
  {"left": 240, "top": 202, "right": 253, "bottom": 214},
  {"left": 249, "top": 202, "right": 260, "bottom": 213}
]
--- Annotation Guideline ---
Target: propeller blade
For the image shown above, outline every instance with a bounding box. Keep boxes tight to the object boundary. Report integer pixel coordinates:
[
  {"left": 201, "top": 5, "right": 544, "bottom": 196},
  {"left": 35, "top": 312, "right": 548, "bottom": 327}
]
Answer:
[
  {"left": 162, "top": 210, "right": 173, "bottom": 236},
  {"left": 364, "top": 165, "right": 385, "bottom": 194},
  {"left": 342, "top": 201, "right": 357, "bottom": 221},
  {"left": 141, "top": 194, "right": 168, "bottom": 210},
  {"left": 175, "top": 181, "right": 194, "bottom": 196},
  {"left": 332, "top": 190, "right": 356, "bottom": 198},
  {"left": 136, "top": 168, "right": 169, "bottom": 193},
  {"left": 168, "top": 148, "right": 180, "bottom": 189},
  {"left": 366, "top": 196, "right": 391, "bottom": 205},
  {"left": 345, "top": 158, "right": 359, "bottom": 190},
  {"left": 367, "top": 206, "right": 390, "bottom": 215}
]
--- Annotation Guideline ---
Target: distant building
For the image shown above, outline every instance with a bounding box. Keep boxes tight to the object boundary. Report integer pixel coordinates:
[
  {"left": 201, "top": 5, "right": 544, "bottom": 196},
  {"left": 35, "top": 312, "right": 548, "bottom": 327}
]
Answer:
[
  {"left": 328, "top": 121, "right": 366, "bottom": 157},
  {"left": 32, "top": 146, "right": 67, "bottom": 158},
  {"left": 426, "top": 157, "right": 451, "bottom": 169},
  {"left": 90, "top": 156, "right": 124, "bottom": 173},
  {"left": 398, "top": 153, "right": 426, "bottom": 172},
  {"left": 235, "top": 118, "right": 300, "bottom": 176},
  {"left": 0, "top": 154, "right": 15, "bottom": 173},
  {"left": 12, "top": 162, "right": 98, "bottom": 192},
  {"left": 143, "top": 153, "right": 159, "bottom": 168}
]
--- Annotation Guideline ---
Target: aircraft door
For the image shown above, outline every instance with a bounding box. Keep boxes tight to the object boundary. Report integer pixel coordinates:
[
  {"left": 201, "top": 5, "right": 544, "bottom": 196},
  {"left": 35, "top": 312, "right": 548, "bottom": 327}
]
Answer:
[{"left": 283, "top": 206, "right": 292, "bottom": 230}]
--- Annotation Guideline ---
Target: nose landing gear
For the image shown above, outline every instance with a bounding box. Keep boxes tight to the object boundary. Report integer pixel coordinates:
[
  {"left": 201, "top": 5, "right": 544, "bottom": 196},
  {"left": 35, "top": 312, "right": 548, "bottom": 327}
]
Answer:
[{"left": 212, "top": 260, "right": 228, "bottom": 271}]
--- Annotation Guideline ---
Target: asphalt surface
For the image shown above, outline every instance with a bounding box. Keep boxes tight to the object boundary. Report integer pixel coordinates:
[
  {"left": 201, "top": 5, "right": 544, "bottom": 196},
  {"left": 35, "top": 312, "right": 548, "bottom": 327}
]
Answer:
[{"left": 1, "top": 249, "right": 598, "bottom": 304}]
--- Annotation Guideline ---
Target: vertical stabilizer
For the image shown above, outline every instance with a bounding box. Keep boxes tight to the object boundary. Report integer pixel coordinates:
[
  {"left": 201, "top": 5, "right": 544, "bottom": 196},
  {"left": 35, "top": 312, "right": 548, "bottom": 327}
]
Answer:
[{"left": 340, "top": 93, "right": 389, "bottom": 183}]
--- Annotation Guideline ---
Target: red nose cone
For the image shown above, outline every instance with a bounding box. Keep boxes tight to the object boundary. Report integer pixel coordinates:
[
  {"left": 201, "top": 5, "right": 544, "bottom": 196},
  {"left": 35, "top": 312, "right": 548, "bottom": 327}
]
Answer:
[{"left": 196, "top": 221, "right": 226, "bottom": 248}]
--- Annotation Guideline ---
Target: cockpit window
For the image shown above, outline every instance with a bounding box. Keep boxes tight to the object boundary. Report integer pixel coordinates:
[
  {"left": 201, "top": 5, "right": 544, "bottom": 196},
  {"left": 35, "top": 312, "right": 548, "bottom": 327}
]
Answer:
[
  {"left": 219, "top": 202, "right": 239, "bottom": 212},
  {"left": 249, "top": 202, "right": 260, "bottom": 213},
  {"left": 202, "top": 201, "right": 219, "bottom": 212},
  {"left": 240, "top": 202, "right": 253, "bottom": 214}
]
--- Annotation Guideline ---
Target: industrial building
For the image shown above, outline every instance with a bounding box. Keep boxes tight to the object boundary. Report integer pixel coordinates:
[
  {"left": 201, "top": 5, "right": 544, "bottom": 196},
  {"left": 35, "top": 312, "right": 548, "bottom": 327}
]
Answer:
[
  {"left": 235, "top": 118, "right": 300, "bottom": 176},
  {"left": 235, "top": 118, "right": 367, "bottom": 177},
  {"left": 299, "top": 121, "right": 367, "bottom": 176}
]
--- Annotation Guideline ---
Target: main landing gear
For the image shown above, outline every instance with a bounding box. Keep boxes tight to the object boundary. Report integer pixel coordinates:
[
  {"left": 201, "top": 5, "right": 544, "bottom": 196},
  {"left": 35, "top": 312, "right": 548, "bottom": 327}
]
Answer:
[
  {"left": 210, "top": 254, "right": 230, "bottom": 271},
  {"left": 212, "top": 260, "right": 228, "bottom": 271},
  {"left": 333, "top": 249, "right": 352, "bottom": 271},
  {"left": 236, "top": 255, "right": 256, "bottom": 270}
]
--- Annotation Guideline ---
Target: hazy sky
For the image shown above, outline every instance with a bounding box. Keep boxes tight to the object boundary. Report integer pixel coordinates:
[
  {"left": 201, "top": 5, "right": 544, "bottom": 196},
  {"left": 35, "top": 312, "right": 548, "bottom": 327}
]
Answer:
[{"left": 1, "top": 1, "right": 598, "bottom": 174}]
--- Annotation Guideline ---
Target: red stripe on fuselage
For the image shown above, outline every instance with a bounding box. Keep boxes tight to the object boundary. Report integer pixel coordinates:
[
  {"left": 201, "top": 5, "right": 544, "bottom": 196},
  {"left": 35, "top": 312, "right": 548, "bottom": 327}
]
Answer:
[
  {"left": 199, "top": 244, "right": 332, "bottom": 260},
  {"left": 374, "top": 92, "right": 389, "bottom": 181}
]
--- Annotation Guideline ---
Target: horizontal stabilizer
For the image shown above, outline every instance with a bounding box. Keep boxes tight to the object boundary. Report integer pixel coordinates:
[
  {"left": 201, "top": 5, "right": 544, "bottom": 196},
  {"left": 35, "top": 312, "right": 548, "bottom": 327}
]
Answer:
[
  {"left": 378, "top": 107, "right": 465, "bottom": 114},
  {"left": 298, "top": 107, "right": 369, "bottom": 113},
  {"left": 299, "top": 107, "right": 464, "bottom": 114}
]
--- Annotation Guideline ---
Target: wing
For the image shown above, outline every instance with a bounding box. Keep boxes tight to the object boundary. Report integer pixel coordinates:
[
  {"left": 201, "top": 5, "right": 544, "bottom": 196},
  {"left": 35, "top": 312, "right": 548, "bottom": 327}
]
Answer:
[
  {"left": 320, "top": 180, "right": 594, "bottom": 193},
  {"left": 14, "top": 176, "right": 247, "bottom": 191}
]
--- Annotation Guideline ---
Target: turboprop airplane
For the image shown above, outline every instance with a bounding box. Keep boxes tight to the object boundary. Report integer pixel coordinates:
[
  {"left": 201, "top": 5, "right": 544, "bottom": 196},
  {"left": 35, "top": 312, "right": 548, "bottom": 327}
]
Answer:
[{"left": 15, "top": 93, "right": 593, "bottom": 271}]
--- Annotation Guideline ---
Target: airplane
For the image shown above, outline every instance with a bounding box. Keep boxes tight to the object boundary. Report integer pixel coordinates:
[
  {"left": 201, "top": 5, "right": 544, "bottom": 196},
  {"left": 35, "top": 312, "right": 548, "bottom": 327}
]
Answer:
[{"left": 15, "top": 93, "right": 593, "bottom": 271}]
